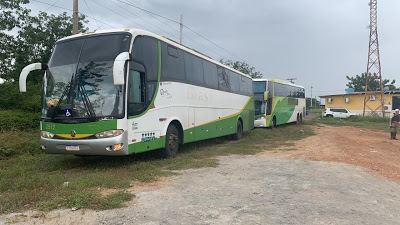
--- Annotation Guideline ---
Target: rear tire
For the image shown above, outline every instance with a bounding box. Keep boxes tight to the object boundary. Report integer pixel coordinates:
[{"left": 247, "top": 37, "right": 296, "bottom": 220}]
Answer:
[
  {"left": 231, "top": 120, "right": 243, "bottom": 140},
  {"left": 326, "top": 114, "right": 333, "bottom": 118},
  {"left": 160, "top": 124, "right": 180, "bottom": 158},
  {"left": 296, "top": 114, "right": 300, "bottom": 124}
]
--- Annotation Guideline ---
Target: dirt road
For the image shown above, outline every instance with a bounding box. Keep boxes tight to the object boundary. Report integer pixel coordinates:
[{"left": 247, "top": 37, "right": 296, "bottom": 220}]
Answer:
[
  {"left": 2, "top": 125, "right": 400, "bottom": 225},
  {"left": 261, "top": 125, "right": 400, "bottom": 183}
]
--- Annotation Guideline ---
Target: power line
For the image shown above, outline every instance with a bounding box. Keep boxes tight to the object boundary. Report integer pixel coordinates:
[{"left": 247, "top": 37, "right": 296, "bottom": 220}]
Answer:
[
  {"left": 114, "top": 0, "right": 227, "bottom": 60},
  {"left": 88, "top": 0, "right": 145, "bottom": 29},
  {"left": 83, "top": 0, "right": 101, "bottom": 31},
  {"left": 44, "top": 0, "right": 61, "bottom": 12},
  {"left": 31, "top": 0, "right": 116, "bottom": 29},
  {"left": 108, "top": 0, "right": 180, "bottom": 40}
]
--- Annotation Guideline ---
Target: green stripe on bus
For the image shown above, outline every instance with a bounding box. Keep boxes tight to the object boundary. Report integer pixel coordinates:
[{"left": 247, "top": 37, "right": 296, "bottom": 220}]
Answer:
[
  {"left": 41, "top": 120, "right": 117, "bottom": 135},
  {"left": 183, "top": 96, "right": 254, "bottom": 143}
]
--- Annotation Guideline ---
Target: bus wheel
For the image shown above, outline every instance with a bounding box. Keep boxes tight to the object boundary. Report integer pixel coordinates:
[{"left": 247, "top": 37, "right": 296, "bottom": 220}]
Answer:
[
  {"left": 271, "top": 117, "right": 277, "bottom": 128},
  {"left": 300, "top": 114, "right": 303, "bottom": 122},
  {"left": 231, "top": 120, "right": 243, "bottom": 140},
  {"left": 161, "top": 124, "right": 180, "bottom": 158},
  {"left": 296, "top": 114, "right": 300, "bottom": 124}
]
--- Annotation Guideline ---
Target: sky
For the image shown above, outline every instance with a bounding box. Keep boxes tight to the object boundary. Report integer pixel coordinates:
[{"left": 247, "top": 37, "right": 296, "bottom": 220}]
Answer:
[{"left": 26, "top": 0, "right": 400, "bottom": 98}]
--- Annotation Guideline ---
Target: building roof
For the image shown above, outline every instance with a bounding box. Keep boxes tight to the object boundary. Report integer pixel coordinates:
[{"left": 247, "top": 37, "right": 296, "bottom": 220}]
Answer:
[{"left": 320, "top": 90, "right": 400, "bottom": 98}]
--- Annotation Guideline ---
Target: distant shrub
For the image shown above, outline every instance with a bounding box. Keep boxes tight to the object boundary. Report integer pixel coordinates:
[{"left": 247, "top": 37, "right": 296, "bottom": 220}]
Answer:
[
  {"left": 347, "top": 115, "right": 388, "bottom": 123},
  {"left": 0, "top": 82, "right": 41, "bottom": 112},
  {"left": 0, "top": 110, "right": 40, "bottom": 131}
]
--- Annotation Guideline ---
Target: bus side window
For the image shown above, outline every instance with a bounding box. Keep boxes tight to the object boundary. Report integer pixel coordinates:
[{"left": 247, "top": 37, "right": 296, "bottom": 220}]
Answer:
[{"left": 128, "top": 70, "right": 146, "bottom": 116}]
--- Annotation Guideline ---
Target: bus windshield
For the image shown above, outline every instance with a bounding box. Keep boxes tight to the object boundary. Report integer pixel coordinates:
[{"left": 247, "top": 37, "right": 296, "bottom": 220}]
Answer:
[{"left": 42, "top": 33, "right": 131, "bottom": 122}]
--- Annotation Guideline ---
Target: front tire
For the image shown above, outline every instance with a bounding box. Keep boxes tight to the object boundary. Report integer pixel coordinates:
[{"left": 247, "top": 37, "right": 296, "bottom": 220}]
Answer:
[
  {"left": 160, "top": 124, "right": 180, "bottom": 158},
  {"left": 231, "top": 120, "right": 243, "bottom": 140},
  {"left": 271, "top": 116, "right": 277, "bottom": 128}
]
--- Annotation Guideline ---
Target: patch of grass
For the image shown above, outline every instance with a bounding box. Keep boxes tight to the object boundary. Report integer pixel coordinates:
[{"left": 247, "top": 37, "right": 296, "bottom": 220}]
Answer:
[
  {"left": 0, "top": 123, "right": 314, "bottom": 214},
  {"left": 305, "top": 115, "right": 391, "bottom": 132}
]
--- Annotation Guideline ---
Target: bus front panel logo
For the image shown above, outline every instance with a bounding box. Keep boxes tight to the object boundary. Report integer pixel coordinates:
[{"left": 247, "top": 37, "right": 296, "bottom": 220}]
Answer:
[{"left": 70, "top": 130, "right": 76, "bottom": 137}]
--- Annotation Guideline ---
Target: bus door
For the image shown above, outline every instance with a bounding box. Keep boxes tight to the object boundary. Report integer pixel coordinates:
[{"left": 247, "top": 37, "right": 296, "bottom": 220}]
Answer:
[{"left": 265, "top": 91, "right": 272, "bottom": 115}]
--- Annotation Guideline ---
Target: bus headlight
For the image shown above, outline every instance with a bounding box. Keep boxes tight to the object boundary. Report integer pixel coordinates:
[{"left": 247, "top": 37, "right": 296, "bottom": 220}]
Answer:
[
  {"left": 257, "top": 117, "right": 266, "bottom": 120},
  {"left": 41, "top": 131, "right": 54, "bottom": 138},
  {"left": 95, "top": 129, "right": 124, "bottom": 138}
]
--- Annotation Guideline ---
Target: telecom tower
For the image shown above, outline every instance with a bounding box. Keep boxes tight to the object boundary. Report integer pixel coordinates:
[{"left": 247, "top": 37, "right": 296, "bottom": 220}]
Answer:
[{"left": 363, "top": 0, "right": 385, "bottom": 117}]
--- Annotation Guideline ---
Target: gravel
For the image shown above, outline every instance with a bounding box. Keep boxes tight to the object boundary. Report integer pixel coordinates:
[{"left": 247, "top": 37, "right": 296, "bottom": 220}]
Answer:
[{"left": 3, "top": 155, "right": 400, "bottom": 225}]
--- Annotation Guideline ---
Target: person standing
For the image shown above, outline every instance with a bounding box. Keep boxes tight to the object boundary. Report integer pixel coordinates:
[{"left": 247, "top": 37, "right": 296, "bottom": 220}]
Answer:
[{"left": 390, "top": 109, "right": 400, "bottom": 140}]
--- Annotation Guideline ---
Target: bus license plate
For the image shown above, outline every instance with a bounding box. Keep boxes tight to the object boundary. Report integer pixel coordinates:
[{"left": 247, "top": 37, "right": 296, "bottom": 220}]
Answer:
[{"left": 66, "top": 145, "right": 79, "bottom": 151}]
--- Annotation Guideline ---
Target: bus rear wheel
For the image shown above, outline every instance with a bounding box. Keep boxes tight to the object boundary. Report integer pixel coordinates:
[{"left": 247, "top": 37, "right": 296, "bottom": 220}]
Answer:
[
  {"left": 160, "top": 124, "right": 180, "bottom": 158},
  {"left": 231, "top": 120, "right": 243, "bottom": 140}
]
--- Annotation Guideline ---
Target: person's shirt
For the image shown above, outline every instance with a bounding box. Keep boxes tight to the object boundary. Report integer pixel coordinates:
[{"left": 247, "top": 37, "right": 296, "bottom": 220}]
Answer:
[{"left": 391, "top": 113, "right": 400, "bottom": 123}]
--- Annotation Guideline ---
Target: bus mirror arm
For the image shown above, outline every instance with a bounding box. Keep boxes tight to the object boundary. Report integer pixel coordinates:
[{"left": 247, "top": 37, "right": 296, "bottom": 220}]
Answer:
[
  {"left": 19, "top": 63, "right": 48, "bottom": 92},
  {"left": 113, "top": 52, "right": 131, "bottom": 85},
  {"left": 264, "top": 91, "right": 269, "bottom": 101}
]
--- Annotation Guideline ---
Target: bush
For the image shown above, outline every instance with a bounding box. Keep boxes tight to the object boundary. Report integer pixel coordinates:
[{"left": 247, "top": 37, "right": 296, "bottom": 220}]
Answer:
[
  {"left": 0, "top": 82, "right": 42, "bottom": 112},
  {"left": 0, "top": 110, "right": 40, "bottom": 131}
]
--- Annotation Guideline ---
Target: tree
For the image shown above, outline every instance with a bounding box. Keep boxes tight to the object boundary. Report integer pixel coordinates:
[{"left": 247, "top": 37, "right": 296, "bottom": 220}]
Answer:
[
  {"left": 220, "top": 59, "right": 263, "bottom": 79},
  {"left": 0, "top": 0, "right": 88, "bottom": 111},
  {"left": 346, "top": 73, "right": 397, "bottom": 92}
]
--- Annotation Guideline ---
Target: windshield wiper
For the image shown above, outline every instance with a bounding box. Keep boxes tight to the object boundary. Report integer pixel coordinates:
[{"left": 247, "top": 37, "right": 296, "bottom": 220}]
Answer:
[
  {"left": 51, "top": 75, "right": 74, "bottom": 122},
  {"left": 77, "top": 82, "right": 96, "bottom": 121}
]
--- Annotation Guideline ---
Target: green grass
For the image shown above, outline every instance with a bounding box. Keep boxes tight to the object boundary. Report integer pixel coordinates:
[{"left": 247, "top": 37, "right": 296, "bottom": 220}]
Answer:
[
  {"left": 305, "top": 115, "right": 391, "bottom": 132},
  {"left": 0, "top": 123, "right": 314, "bottom": 214}
]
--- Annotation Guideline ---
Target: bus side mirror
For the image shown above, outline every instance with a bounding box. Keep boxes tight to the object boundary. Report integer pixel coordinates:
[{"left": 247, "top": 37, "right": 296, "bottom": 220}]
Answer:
[
  {"left": 264, "top": 91, "right": 269, "bottom": 101},
  {"left": 113, "top": 52, "right": 131, "bottom": 85},
  {"left": 19, "top": 63, "right": 48, "bottom": 92}
]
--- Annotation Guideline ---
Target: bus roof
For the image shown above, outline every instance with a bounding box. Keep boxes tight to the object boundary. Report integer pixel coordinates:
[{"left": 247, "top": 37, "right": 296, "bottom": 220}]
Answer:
[
  {"left": 253, "top": 78, "right": 304, "bottom": 89},
  {"left": 57, "top": 28, "right": 252, "bottom": 79}
]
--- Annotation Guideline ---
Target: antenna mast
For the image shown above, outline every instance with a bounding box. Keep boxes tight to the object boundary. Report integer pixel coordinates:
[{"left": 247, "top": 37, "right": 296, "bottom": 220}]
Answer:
[{"left": 363, "top": 0, "right": 385, "bottom": 117}]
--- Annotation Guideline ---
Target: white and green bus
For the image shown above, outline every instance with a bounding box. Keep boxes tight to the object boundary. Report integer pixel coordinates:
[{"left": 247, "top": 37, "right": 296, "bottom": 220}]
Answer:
[
  {"left": 253, "top": 79, "right": 305, "bottom": 128},
  {"left": 19, "top": 29, "right": 254, "bottom": 157}
]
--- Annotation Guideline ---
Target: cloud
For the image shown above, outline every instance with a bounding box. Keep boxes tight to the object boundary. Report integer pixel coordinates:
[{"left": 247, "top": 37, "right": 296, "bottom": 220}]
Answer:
[{"left": 27, "top": 0, "right": 400, "bottom": 96}]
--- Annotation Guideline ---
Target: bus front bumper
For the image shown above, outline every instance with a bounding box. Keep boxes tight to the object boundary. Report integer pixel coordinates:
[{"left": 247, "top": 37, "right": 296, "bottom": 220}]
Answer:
[
  {"left": 40, "top": 132, "right": 129, "bottom": 156},
  {"left": 254, "top": 118, "right": 267, "bottom": 128}
]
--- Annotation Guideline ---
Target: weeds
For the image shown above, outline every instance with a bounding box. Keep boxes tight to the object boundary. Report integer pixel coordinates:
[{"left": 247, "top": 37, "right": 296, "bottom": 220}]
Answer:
[{"left": 0, "top": 123, "right": 313, "bottom": 214}]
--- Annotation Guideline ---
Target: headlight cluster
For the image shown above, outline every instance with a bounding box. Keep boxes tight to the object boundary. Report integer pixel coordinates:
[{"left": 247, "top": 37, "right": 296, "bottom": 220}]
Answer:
[
  {"left": 95, "top": 129, "right": 124, "bottom": 139},
  {"left": 257, "top": 117, "right": 266, "bottom": 120},
  {"left": 41, "top": 131, "right": 54, "bottom": 138}
]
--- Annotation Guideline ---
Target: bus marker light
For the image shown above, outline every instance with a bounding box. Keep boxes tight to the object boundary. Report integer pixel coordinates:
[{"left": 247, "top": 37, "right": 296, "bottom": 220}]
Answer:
[
  {"left": 150, "top": 103, "right": 156, "bottom": 109},
  {"left": 113, "top": 143, "right": 123, "bottom": 151},
  {"left": 132, "top": 139, "right": 136, "bottom": 143}
]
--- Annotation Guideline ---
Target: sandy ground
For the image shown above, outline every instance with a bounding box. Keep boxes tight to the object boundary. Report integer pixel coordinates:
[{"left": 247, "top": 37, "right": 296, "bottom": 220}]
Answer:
[
  {"left": 260, "top": 125, "right": 400, "bottom": 183},
  {"left": 2, "top": 125, "right": 400, "bottom": 225}
]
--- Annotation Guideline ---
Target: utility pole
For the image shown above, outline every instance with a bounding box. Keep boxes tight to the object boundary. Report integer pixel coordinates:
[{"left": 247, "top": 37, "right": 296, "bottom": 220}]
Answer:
[
  {"left": 363, "top": 0, "right": 385, "bottom": 117},
  {"left": 73, "top": 0, "right": 79, "bottom": 34},
  {"left": 179, "top": 15, "right": 183, "bottom": 44},
  {"left": 310, "top": 85, "right": 313, "bottom": 112}
]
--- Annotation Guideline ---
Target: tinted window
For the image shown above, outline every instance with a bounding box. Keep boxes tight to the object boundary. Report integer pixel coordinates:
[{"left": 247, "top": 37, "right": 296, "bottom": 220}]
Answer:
[
  {"left": 253, "top": 81, "right": 266, "bottom": 93},
  {"left": 184, "top": 52, "right": 204, "bottom": 85},
  {"left": 230, "top": 71, "right": 240, "bottom": 94},
  {"left": 268, "top": 81, "right": 273, "bottom": 93},
  {"left": 79, "top": 34, "right": 131, "bottom": 63},
  {"left": 49, "top": 39, "right": 85, "bottom": 67},
  {"left": 161, "top": 43, "right": 185, "bottom": 81},
  {"left": 393, "top": 96, "right": 400, "bottom": 110},
  {"left": 240, "top": 76, "right": 252, "bottom": 96},
  {"left": 132, "top": 36, "right": 158, "bottom": 81},
  {"left": 217, "top": 66, "right": 230, "bottom": 91},
  {"left": 203, "top": 60, "right": 218, "bottom": 89}
]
